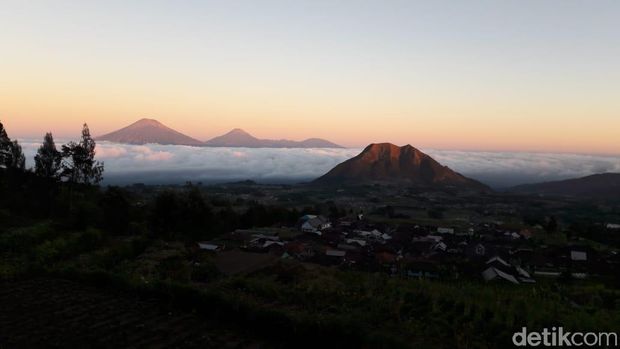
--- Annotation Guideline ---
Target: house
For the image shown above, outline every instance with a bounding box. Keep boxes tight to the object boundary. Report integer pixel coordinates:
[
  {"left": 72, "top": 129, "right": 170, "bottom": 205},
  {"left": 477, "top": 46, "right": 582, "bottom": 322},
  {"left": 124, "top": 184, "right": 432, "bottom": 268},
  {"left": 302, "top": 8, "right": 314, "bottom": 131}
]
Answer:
[
  {"left": 507, "top": 232, "right": 521, "bottom": 240},
  {"left": 486, "top": 256, "right": 510, "bottom": 268},
  {"left": 455, "top": 228, "right": 474, "bottom": 237},
  {"left": 437, "top": 227, "right": 455, "bottom": 235},
  {"left": 346, "top": 238, "right": 367, "bottom": 247},
  {"left": 482, "top": 267, "right": 519, "bottom": 284},
  {"left": 519, "top": 229, "right": 534, "bottom": 239},
  {"left": 197, "top": 242, "right": 222, "bottom": 252},
  {"left": 375, "top": 251, "right": 397, "bottom": 265},
  {"left": 570, "top": 250, "right": 587, "bottom": 261},
  {"left": 262, "top": 241, "right": 285, "bottom": 249},
  {"left": 465, "top": 243, "right": 486, "bottom": 258},
  {"left": 474, "top": 243, "right": 486, "bottom": 256},
  {"left": 483, "top": 255, "right": 536, "bottom": 284},
  {"left": 356, "top": 229, "right": 383, "bottom": 240},
  {"left": 337, "top": 243, "right": 359, "bottom": 251},
  {"left": 405, "top": 260, "right": 440, "bottom": 279},
  {"left": 299, "top": 215, "right": 331, "bottom": 234},
  {"left": 326, "top": 249, "right": 346, "bottom": 257},
  {"left": 515, "top": 266, "right": 536, "bottom": 283},
  {"left": 248, "top": 234, "right": 282, "bottom": 250},
  {"left": 285, "top": 242, "right": 314, "bottom": 259},
  {"left": 344, "top": 250, "right": 364, "bottom": 265},
  {"left": 534, "top": 270, "right": 562, "bottom": 277},
  {"left": 432, "top": 242, "right": 448, "bottom": 252},
  {"left": 325, "top": 250, "right": 346, "bottom": 262}
]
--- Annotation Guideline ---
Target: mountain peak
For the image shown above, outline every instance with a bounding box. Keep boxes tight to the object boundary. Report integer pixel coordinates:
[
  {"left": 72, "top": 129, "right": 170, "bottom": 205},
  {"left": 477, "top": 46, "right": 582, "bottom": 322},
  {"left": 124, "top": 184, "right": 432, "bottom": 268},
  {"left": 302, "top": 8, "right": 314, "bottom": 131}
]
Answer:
[
  {"left": 363, "top": 143, "right": 417, "bottom": 154},
  {"left": 365, "top": 142, "right": 419, "bottom": 151},
  {"left": 227, "top": 128, "right": 251, "bottom": 136},
  {"left": 132, "top": 118, "right": 164, "bottom": 127},
  {"left": 96, "top": 118, "right": 204, "bottom": 146},
  {"left": 314, "top": 142, "right": 488, "bottom": 190},
  {"left": 358, "top": 143, "right": 426, "bottom": 164}
]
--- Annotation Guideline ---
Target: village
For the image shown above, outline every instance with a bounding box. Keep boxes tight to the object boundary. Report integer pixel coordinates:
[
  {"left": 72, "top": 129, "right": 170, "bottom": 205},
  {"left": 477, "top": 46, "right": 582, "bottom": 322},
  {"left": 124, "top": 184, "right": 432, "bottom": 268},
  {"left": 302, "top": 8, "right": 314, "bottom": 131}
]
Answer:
[{"left": 197, "top": 212, "right": 620, "bottom": 285}]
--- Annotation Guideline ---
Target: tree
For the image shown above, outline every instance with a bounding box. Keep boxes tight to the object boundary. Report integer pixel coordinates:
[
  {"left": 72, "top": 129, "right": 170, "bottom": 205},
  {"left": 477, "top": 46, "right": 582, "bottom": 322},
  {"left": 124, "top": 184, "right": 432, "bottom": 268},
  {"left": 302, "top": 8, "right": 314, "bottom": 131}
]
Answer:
[
  {"left": 544, "top": 215, "right": 558, "bottom": 234},
  {"left": 0, "top": 122, "right": 11, "bottom": 167},
  {"left": 181, "top": 184, "right": 212, "bottom": 238},
  {"left": 9, "top": 140, "right": 26, "bottom": 170},
  {"left": 34, "top": 132, "right": 62, "bottom": 179},
  {"left": 150, "top": 190, "right": 181, "bottom": 239},
  {"left": 61, "top": 123, "right": 104, "bottom": 184},
  {"left": 100, "top": 186, "right": 132, "bottom": 234},
  {"left": 0, "top": 122, "right": 26, "bottom": 170}
]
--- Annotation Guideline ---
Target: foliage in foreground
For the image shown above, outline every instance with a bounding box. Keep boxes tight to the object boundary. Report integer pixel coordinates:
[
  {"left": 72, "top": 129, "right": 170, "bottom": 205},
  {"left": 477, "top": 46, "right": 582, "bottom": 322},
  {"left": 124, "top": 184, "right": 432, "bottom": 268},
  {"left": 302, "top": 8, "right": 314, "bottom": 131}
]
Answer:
[{"left": 1, "top": 222, "right": 619, "bottom": 348}]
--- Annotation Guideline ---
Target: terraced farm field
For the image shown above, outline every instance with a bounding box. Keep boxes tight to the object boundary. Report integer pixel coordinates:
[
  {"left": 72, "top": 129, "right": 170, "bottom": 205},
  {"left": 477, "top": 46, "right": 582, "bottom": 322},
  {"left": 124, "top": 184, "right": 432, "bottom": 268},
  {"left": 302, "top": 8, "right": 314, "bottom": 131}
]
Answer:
[{"left": 0, "top": 278, "right": 261, "bottom": 348}]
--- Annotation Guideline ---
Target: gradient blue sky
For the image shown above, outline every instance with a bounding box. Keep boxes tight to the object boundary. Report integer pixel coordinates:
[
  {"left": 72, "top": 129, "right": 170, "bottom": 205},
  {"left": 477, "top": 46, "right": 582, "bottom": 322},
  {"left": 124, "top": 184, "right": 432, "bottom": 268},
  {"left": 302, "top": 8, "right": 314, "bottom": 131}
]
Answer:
[{"left": 1, "top": 0, "right": 619, "bottom": 153}]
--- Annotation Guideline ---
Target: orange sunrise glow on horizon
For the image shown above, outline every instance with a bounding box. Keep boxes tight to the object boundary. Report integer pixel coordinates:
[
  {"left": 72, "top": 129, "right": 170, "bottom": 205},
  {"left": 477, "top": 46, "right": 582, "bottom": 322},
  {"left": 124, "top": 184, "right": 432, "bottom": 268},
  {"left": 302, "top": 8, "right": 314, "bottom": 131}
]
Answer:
[{"left": 1, "top": 1, "right": 619, "bottom": 155}]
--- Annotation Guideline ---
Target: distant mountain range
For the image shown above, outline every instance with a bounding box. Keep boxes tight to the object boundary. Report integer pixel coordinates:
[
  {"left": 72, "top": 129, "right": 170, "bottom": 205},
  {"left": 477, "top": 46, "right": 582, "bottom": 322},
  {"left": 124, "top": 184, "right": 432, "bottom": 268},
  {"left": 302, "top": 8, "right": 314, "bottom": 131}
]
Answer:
[
  {"left": 314, "top": 143, "right": 489, "bottom": 190},
  {"left": 97, "top": 119, "right": 204, "bottom": 146},
  {"left": 204, "top": 128, "right": 342, "bottom": 148},
  {"left": 509, "top": 173, "right": 620, "bottom": 198},
  {"left": 96, "top": 119, "right": 342, "bottom": 148}
]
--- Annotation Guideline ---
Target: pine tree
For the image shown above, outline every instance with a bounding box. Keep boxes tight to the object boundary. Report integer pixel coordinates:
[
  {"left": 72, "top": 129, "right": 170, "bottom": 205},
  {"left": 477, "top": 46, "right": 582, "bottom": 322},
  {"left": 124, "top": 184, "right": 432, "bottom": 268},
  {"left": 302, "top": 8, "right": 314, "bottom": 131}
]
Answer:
[
  {"left": 61, "top": 123, "right": 104, "bottom": 184},
  {"left": 0, "top": 122, "right": 11, "bottom": 168},
  {"left": 10, "top": 140, "right": 26, "bottom": 170},
  {"left": 35, "top": 132, "right": 62, "bottom": 178},
  {"left": 0, "top": 121, "right": 25, "bottom": 170}
]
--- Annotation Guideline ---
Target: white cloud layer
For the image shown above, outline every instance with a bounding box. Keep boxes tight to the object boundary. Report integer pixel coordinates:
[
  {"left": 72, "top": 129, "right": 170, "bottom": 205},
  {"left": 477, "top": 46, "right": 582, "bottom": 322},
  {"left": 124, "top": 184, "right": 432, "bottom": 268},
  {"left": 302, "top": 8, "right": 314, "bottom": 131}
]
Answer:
[
  {"left": 18, "top": 140, "right": 620, "bottom": 188},
  {"left": 425, "top": 149, "right": 620, "bottom": 188}
]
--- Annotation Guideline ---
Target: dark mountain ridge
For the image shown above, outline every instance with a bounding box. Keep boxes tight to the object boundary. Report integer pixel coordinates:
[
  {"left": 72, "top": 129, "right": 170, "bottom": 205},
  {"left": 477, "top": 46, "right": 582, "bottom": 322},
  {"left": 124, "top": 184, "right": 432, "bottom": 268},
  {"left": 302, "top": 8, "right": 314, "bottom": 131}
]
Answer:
[{"left": 509, "top": 173, "right": 620, "bottom": 198}]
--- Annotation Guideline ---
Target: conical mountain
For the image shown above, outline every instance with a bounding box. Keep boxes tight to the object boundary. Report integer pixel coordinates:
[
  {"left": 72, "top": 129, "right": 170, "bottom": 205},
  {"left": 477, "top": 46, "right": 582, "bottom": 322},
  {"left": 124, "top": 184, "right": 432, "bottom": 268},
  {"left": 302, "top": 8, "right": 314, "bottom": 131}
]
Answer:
[
  {"left": 96, "top": 118, "right": 204, "bottom": 146},
  {"left": 314, "top": 143, "right": 488, "bottom": 189},
  {"left": 204, "top": 128, "right": 264, "bottom": 147}
]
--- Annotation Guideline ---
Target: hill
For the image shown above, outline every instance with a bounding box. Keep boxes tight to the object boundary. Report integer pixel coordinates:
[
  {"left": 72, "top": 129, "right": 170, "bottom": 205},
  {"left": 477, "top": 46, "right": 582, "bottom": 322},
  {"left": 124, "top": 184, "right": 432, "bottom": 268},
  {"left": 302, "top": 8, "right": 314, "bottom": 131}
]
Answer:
[
  {"left": 509, "top": 173, "right": 620, "bottom": 198},
  {"left": 314, "top": 143, "right": 488, "bottom": 190}
]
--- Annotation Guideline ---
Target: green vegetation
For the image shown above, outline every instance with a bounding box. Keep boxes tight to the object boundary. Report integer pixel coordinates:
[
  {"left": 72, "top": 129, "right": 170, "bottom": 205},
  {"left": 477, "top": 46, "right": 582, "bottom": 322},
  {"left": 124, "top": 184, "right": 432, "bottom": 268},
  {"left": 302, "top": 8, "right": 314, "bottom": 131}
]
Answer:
[
  {"left": 1, "top": 220, "right": 618, "bottom": 348},
  {"left": 1, "top": 121, "right": 619, "bottom": 347}
]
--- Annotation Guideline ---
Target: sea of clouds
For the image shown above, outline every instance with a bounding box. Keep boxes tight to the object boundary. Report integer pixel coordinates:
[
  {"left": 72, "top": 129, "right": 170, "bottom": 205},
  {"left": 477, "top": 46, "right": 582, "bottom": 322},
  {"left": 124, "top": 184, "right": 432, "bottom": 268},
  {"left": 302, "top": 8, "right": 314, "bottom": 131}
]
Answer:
[{"left": 18, "top": 140, "right": 620, "bottom": 188}]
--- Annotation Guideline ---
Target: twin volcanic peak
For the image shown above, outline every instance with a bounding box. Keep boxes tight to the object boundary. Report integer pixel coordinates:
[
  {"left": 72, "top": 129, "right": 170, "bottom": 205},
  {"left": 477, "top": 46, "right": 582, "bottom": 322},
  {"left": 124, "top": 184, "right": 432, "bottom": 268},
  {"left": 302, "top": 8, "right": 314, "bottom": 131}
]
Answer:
[
  {"left": 97, "top": 118, "right": 342, "bottom": 148},
  {"left": 314, "top": 143, "right": 488, "bottom": 190},
  {"left": 203, "top": 128, "right": 343, "bottom": 148}
]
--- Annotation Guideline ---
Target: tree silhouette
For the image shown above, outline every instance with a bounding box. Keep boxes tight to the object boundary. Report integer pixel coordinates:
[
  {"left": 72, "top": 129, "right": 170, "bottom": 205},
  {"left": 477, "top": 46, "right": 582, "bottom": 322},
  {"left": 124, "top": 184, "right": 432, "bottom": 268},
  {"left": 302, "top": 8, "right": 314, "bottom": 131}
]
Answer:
[
  {"left": 0, "top": 122, "right": 11, "bottom": 167},
  {"left": 61, "top": 124, "right": 104, "bottom": 184},
  {"left": 0, "top": 121, "right": 25, "bottom": 170},
  {"left": 10, "top": 140, "right": 26, "bottom": 170},
  {"left": 35, "top": 132, "right": 62, "bottom": 179}
]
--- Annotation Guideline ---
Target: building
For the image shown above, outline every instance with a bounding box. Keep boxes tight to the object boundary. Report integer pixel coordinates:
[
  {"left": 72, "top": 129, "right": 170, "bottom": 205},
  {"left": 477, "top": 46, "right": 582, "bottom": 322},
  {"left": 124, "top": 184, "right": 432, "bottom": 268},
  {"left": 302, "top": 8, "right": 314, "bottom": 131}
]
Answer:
[
  {"left": 197, "top": 242, "right": 222, "bottom": 252},
  {"left": 299, "top": 215, "right": 331, "bottom": 234},
  {"left": 482, "top": 267, "right": 520, "bottom": 284},
  {"left": 437, "top": 227, "right": 455, "bottom": 235}
]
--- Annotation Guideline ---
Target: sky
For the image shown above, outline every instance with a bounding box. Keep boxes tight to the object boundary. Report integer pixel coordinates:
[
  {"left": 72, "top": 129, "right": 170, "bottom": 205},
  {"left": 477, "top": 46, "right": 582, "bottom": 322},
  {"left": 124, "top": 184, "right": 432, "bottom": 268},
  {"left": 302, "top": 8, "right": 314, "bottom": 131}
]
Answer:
[{"left": 1, "top": 0, "right": 619, "bottom": 153}]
